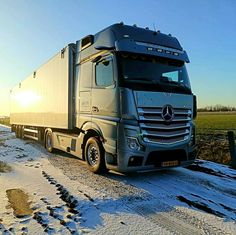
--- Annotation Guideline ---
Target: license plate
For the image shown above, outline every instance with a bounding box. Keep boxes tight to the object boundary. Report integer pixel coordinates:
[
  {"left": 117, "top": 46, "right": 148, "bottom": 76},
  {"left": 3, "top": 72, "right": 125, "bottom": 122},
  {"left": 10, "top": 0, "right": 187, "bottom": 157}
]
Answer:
[{"left": 161, "top": 160, "right": 179, "bottom": 167}]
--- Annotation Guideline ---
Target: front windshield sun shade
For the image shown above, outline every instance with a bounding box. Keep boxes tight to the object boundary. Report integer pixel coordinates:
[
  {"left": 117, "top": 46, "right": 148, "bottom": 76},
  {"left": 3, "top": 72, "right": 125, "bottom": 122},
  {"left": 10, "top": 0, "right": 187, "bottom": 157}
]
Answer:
[{"left": 118, "top": 53, "right": 192, "bottom": 94}]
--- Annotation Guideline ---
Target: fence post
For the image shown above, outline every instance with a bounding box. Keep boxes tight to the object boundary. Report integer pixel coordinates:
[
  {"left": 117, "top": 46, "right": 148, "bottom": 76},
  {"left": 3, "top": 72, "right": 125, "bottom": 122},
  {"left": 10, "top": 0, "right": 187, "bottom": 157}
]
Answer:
[{"left": 227, "top": 131, "right": 236, "bottom": 169}]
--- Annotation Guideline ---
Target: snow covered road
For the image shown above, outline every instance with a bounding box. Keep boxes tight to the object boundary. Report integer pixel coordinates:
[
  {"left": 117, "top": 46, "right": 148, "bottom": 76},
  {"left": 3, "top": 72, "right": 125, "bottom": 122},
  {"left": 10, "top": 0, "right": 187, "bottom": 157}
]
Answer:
[{"left": 0, "top": 124, "right": 236, "bottom": 234}]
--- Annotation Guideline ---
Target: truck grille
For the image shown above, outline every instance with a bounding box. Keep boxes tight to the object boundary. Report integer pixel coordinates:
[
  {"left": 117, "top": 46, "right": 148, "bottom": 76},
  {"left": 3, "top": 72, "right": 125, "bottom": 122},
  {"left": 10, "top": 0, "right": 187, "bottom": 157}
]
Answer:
[{"left": 138, "top": 107, "right": 191, "bottom": 144}]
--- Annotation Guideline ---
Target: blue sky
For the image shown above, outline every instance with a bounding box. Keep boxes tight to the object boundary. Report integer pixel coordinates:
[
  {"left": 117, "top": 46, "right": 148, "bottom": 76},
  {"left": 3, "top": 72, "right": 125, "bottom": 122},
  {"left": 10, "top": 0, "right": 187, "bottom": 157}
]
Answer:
[{"left": 0, "top": 0, "right": 236, "bottom": 115}]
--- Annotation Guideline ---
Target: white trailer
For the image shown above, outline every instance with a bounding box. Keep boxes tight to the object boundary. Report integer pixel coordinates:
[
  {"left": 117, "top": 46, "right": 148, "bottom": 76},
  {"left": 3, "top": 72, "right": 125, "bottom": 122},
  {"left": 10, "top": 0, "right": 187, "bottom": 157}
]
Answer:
[{"left": 10, "top": 44, "right": 75, "bottom": 129}]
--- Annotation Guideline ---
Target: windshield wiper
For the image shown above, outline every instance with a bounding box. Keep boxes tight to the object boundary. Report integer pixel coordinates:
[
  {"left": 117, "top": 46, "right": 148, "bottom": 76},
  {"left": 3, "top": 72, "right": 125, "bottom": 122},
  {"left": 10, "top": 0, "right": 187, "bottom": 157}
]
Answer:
[
  {"left": 125, "top": 77, "right": 163, "bottom": 86},
  {"left": 124, "top": 77, "right": 153, "bottom": 83}
]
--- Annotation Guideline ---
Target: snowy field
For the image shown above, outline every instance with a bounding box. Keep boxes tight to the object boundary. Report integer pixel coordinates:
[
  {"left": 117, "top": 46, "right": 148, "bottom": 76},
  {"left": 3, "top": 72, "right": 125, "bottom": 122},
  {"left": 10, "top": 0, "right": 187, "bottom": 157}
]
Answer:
[{"left": 0, "top": 124, "right": 236, "bottom": 234}]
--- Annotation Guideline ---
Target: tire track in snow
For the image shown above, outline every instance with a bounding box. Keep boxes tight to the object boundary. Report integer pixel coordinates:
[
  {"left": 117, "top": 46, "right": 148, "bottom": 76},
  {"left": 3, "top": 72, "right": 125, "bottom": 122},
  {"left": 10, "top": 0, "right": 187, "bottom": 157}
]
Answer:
[
  {"left": 48, "top": 154, "right": 235, "bottom": 235},
  {"left": 126, "top": 170, "right": 235, "bottom": 235}
]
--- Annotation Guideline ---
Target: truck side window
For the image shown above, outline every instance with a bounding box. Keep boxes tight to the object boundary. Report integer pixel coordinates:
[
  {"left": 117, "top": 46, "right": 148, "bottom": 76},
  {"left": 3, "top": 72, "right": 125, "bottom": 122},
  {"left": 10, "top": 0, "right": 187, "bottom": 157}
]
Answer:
[
  {"left": 80, "top": 62, "right": 92, "bottom": 89},
  {"left": 95, "top": 58, "right": 113, "bottom": 87}
]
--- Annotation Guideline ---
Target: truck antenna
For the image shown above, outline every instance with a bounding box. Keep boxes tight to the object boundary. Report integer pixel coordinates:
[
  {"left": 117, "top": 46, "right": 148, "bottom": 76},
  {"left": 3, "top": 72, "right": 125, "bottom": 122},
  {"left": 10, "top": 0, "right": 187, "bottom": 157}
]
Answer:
[{"left": 153, "top": 23, "right": 156, "bottom": 31}]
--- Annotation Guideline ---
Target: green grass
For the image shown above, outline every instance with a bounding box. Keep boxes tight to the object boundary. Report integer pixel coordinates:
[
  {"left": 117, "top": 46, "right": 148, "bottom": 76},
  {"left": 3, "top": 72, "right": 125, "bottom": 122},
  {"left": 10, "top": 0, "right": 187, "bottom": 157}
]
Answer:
[
  {"left": 195, "top": 112, "right": 236, "bottom": 165},
  {"left": 196, "top": 112, "right": 236, "bottom": 133},
  {"left": 0, "top": 117, "right": 10, "bottom": 126}
]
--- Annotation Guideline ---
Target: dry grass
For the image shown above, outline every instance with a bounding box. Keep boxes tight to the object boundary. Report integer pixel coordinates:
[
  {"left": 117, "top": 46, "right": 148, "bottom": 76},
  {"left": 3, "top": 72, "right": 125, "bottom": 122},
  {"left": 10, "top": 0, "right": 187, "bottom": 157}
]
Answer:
[
  {"left": 0, "top": 161, "right": 12, "bottom": 173},
  {"left": 0, "top": 117, "right": 10, "bottom": 126},
  {"left": 196, "top": 134, "right": 231, "bottom": 165}
]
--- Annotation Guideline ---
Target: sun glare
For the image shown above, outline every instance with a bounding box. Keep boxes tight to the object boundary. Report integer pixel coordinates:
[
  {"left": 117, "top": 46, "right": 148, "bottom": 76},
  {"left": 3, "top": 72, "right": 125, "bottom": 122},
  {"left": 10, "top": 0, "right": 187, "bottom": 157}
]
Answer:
[{"left": 12, "top": 91, "right": 41, "bottom": 107}]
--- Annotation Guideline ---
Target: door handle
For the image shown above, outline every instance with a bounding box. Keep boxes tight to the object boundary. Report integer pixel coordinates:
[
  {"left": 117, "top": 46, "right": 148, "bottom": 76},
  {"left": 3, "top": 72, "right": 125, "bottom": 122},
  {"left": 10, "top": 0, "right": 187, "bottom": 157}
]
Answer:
[{"left": 92, "top": 106, "right": 99, "bottom": 112}]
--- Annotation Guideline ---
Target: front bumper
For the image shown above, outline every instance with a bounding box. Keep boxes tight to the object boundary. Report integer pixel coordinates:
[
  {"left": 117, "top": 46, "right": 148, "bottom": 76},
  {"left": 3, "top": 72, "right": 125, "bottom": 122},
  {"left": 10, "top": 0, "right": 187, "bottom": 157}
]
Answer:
[{"left": 106, "top": 122, "right": 197, "bottom": 173}]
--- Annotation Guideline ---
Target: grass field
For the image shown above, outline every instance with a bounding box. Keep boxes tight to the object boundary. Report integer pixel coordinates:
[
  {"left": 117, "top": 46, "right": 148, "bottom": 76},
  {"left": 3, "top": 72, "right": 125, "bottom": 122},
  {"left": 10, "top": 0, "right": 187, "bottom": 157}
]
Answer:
[
  {"left": 0, "top": 117, "right": 10, "bottom": 126},
  {"left": 196, "top": 112, "right": 236, "bottom": 133},
  {"left": 195, "top": 112, "right": 236, "bottom": 165}
]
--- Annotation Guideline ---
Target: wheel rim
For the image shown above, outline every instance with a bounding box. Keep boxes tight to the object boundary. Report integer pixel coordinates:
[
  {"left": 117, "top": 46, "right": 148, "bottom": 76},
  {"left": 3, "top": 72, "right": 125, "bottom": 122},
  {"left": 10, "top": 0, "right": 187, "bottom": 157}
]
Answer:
[
  {"left": 87, "top": 144, "right": 99, "bottom": 166},
  {"left": 46, "top": 133, "right": 52, "bottom": 149}
]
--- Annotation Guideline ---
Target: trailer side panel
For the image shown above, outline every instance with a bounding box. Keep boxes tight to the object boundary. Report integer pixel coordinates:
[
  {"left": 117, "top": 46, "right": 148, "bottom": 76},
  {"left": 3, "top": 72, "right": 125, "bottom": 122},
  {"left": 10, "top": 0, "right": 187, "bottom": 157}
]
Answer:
[{"left": 10, "top": 45, "right": 74, "bottom": 129}]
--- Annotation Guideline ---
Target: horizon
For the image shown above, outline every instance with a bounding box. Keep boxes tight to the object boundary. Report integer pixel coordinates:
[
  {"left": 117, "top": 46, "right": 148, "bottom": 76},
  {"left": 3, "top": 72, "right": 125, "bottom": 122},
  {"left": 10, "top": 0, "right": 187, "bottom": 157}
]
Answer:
[
  {"left": 0, "top": 0, "right": 236, "bottom": 115},
  {"left": 1, "top": 104, "right": 236, "bottom": 118}
]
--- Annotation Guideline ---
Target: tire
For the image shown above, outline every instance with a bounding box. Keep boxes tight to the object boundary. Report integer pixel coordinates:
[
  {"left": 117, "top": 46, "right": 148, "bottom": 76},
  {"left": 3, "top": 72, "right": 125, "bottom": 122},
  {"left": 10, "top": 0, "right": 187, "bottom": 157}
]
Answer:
[
  {"left": 19, "top": 126, "right": 22, "bottom": 139},
  {"left": 45, "top": 130, "right": 54, "bottom": 153},
  {"left": 85, "top": 137, "right": 106, "bottom": 173},
  {"left": 21, "top": 126, "right": 25, "bottom": 139},
  {"left": 19, "top": 126, "right": 24, "bottom": 139},
  {"left": 15, "top": 126, "right": 20, "bottom": 138}
]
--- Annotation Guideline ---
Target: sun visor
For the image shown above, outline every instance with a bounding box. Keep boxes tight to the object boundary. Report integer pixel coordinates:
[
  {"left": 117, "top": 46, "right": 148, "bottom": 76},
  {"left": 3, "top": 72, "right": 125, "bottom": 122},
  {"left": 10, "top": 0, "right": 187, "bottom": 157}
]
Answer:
[{"left": 115, "top": 39, "right": 190, "bottom": 63}]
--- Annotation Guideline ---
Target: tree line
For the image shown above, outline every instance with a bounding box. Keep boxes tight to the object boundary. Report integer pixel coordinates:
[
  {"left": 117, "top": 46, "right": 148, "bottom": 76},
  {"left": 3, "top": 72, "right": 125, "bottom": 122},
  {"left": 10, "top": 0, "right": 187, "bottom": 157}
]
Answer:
[{"left": 198, "top": 105, "right": 236, "bottom": 112}]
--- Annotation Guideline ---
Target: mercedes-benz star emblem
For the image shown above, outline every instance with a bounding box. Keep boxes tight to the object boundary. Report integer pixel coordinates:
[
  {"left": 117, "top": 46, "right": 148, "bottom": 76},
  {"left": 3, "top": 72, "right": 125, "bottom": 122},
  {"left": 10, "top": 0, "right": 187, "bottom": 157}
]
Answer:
[{"left": 161, "top": 105, "right": 174, "bottom": 122}]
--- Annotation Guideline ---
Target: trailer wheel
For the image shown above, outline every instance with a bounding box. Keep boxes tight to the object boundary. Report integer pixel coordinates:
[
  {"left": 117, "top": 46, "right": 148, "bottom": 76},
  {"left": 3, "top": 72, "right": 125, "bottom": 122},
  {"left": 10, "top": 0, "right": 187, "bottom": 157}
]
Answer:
[
  {"left": 15, "top": 126, "right": 18, "bottom": 138},
  {"left": 21, "top": 126, "right": 25, "bottom": 139},
  {"left": 19, "top": 126, "right": 24, "bottom": 139},
  {"left": 15, "top": 126, "right": 20, "bottom": 138},
  {"left": 45, "top": 130, "right": 54, "bottom": 153},
  {"left": 85, "top": 137, "right": 106, "bottom": 173},
  {"left": 18, "top": 126, "right": 22, "bottom": 139}
]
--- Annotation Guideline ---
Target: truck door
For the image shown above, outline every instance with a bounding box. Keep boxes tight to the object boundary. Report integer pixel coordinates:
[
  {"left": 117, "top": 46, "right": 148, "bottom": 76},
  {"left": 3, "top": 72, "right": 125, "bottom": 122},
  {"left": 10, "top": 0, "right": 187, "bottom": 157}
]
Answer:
[
  {"left": 91, "top": 55, "right": 118, "bottom": 122},
  {"left": 75, "top": 61, "right": 93, "bottom": 128}
]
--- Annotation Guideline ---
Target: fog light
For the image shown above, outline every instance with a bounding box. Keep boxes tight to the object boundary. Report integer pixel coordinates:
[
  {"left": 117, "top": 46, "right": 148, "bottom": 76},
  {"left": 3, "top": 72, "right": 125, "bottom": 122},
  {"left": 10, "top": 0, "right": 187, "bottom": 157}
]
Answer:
[
  {"left": 127, "top": 137, "right": 140, "bottom": 151},
  {"left": 189, "top": 134, "right": 195, "bottom": 146},
  {"left": 128, "top": 156, "right": 143, "bottom": 166},
  {"left": 189, "top": 126, "right": 196, "bottom": 147}
]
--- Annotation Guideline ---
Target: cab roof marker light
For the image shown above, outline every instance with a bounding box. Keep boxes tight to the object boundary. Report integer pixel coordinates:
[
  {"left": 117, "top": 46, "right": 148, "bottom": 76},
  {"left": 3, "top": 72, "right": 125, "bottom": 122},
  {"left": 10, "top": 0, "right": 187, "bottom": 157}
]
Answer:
[
  {"left": 135, "top": 42, "right": 184, "bottom": 54},
  {"left": 123, "top": 35, "right": 130, "bottom": 38},
  {"left": 147, "top": 47, "right": 153, "bottom": 51}
]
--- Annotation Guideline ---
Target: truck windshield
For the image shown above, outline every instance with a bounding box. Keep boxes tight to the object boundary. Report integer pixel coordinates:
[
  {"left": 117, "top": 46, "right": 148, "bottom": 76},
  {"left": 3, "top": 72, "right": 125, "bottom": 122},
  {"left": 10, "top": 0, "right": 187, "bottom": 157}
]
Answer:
[{"left": 118, "top": 53, "right": 192, "bottom": 94}]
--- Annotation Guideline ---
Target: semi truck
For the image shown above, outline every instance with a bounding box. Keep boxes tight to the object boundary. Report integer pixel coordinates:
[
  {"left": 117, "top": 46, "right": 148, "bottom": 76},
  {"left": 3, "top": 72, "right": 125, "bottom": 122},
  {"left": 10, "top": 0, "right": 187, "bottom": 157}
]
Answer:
[{"left": 10, "top": 23, "right": 197, "bottom": 173}]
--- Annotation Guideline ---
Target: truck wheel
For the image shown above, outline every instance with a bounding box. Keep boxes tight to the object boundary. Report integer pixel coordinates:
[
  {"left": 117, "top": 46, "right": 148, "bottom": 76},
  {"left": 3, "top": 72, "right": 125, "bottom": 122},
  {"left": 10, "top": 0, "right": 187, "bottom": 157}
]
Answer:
[
  {"left": 15, "top": 126, "right": 20, "bottom": 138},
  {"left": 19, "top": 126, "right": 24, "bottom": 139},
  {"left": 85, "top": 137, "right": 106, "bottom": 173},
  {"left": 18, "top": 126, "right": 22, "bottom": 139},
  {"left": 45, "top": 131, "right": 54, "bottom": 153},
  {"left": 21, "top": 126, "right": 25, "bottom": 139}
]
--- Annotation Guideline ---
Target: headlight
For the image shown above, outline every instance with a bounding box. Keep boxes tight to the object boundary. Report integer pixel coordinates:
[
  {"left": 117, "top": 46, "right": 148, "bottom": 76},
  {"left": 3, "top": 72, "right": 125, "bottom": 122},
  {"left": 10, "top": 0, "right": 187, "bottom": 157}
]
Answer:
[{"left": 127, "top": 137, "right": 141, "bottom": 151}]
